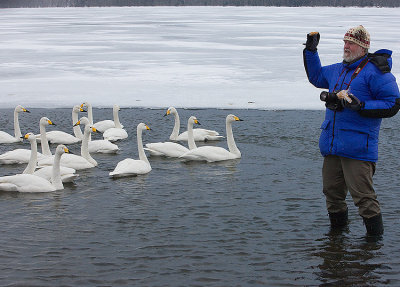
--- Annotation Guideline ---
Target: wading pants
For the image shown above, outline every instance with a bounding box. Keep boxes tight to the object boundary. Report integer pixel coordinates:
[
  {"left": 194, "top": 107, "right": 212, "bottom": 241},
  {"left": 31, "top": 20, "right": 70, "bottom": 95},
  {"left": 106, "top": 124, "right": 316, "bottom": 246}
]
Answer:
[{"left": 322, "top": 155, "right": 380, "bottom": 219}]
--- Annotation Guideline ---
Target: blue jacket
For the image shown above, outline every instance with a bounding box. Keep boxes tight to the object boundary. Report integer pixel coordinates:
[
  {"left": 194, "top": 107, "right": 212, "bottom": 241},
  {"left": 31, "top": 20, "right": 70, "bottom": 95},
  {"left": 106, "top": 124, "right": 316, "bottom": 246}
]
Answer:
[{"left": 304, "top": 48, "right": 400, "bottom": 162}]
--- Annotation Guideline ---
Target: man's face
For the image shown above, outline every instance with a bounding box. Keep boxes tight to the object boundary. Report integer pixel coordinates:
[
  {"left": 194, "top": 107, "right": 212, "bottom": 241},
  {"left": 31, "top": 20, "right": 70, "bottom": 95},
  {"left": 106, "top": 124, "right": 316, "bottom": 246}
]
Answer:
[{"left": 343, "top": 40, "right": 366, "bottom": 62}]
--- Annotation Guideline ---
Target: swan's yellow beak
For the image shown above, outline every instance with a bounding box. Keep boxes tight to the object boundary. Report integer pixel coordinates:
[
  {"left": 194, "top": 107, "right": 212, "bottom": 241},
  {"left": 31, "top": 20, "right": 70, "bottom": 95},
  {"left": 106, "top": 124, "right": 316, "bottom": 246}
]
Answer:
[
  {"left": 80, "top": 107, "right": 86, "bottom": 112},
  {"left": 22, "top": 133, "right": 30, "bottom": 140},
  {"left": 80, "top": 103, "right": 85, "bottom": 108},
  {"left": 91, "top": 127, "right": 98, "bottom": 133},
  {"left": 145, "top": 125, "right": 151, "bottom": 130},
  {"left": 234, "top": 116, "right": 243, "bottom": 121},
  {"left": 22, "top": 107, "right": 30, "bottom": 113},
  {"left": 165, "top": 109, "right": 171, "bottom": 116},
  {"left": 63, "top": 146, "right": 70, "bottom": 153},
  {"left": 73, "top": 120, "right": 81, "bottom": 127},
  {"left": 48, "top": 119, "right": 55, "bottom": 126},
  {"left": 194, "top": 119, "right": 201, "bottom": 125}
]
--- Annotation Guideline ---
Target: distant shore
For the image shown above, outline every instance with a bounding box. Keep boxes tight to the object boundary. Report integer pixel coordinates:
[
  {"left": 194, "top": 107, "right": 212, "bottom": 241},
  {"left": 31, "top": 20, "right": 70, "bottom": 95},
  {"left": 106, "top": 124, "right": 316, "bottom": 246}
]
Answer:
[{"left": 1, "top": 0, "right": 399, "bottom": 9}]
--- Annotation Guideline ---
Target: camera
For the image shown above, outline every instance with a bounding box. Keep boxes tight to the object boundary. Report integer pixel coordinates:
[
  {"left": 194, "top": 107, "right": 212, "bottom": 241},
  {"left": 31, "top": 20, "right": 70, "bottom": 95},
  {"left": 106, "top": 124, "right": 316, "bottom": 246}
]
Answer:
[
  {"left": 320, "top": 91, "right": 339, "bottom": 103},
  {"left": 320, "top": 91, "right": 343, "bottom": 111}
]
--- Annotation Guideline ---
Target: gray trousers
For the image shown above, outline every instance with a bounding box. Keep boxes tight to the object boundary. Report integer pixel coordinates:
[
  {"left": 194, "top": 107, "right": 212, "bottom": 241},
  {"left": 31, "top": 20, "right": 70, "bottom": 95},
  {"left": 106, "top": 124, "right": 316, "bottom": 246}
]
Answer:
[{"left": 322, "top": 155, "right": 380, "bottom": 218}]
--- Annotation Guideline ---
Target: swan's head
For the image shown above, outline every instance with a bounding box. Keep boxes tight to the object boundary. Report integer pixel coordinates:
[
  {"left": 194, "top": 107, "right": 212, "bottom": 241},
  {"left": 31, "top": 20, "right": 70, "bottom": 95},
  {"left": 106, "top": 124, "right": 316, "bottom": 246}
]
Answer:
[
  {"left": 188, "top": 116, "right": 201, "bottom": 126},
  {"left": 73, "top": 105, "right": 86, "bottom": 113},
  {"left": 227, "top": 114, "right": 243, "bottom": 123},
  {"left": 55, "top": 144, "right": 71, "bottom": 155},
  {"left": 138, "top": 123, "right": 151, "bottom": 132},
  {"left": 21, "top": 132, "right": 36, "bottom": 142},
  {"left": 80, "top": 102, "right": 91, "bottom": 109},
  {"left": 40, "top": 117, "right": 55, "bottom": 126},
  {"left": 165, "top": 107, "right": 177, "bottom": 117},
  {"left": 74, "top": 117, "right": 90, "bottom": 127},
  {"left": 113, "top": 104, "right": 120, "bottom": 111},
  {"left": 15, "top": 105, "right": 30, "bottom": 113}
]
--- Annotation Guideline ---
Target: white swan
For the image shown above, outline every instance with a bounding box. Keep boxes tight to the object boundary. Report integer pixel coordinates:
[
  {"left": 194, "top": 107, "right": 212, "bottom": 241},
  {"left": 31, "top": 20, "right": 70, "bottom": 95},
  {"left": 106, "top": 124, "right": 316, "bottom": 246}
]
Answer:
[
  {"left": 21, "top": 133, "right": 78, "bottom": 183},
  {"left": 81, "top": 102, "right": 124, "bottom": 130},
  {"left": 0, "top": 105, "right": 30, "bottom": 144},
  {"left": 0, "top": 144, "right": 70, "bottom": 192},
  {"left": 144, "top": 116, "right": 200, "bottom": 157},
  {"left": 180, "top": 114, "right": 242, "bottom": 162},
  {"left": 93, "top": 104, "right": 124, "bottom": 133},
  {"left": 36, "top": 106, "right": 82, "bottom": 145},
  {"left": 0, "top": 117, "right": 54, "bottom": 164},
  {"left": 38, "top": 119, "right": 98, "bottom": 170},
  {"left": 166, "top": 107, "right": 223, "bottom": 142},
  {"left": 74, "top": 117, "right": 118, "bottom": 154},
  {"left": 109, "top": 123, "right": 151, "bottom": 177}
]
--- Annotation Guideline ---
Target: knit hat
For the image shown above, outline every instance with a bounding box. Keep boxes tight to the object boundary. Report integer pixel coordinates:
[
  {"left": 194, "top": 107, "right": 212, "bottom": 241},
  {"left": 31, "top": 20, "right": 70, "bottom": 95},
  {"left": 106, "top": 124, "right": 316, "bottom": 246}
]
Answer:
[{"left": 343, "top": 25, "right": 370, "bottom": 49}]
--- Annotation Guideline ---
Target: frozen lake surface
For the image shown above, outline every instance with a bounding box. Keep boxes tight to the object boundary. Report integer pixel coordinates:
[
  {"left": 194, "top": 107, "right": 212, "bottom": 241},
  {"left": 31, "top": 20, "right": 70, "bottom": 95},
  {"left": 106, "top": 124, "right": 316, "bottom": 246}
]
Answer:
[{"left": 1, "top": 6, "right": 400, "bottom": 109}]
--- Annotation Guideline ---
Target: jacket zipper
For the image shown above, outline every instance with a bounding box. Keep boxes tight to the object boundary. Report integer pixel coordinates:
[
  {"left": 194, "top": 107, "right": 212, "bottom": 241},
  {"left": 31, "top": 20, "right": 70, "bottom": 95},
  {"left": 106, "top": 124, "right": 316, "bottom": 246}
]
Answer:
[
  {"left": 330, "top": 110, "right": 336, "bottom": 153},
  {"left": 330, "top": 70, "right": 349, "bottom": 153}
]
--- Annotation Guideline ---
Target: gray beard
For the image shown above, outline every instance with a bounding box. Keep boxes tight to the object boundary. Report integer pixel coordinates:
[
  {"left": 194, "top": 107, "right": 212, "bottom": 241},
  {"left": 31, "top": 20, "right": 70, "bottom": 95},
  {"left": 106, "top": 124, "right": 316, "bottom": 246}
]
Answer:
[{"left": 343, "top": 49, "right": 365, "bottom": 62}]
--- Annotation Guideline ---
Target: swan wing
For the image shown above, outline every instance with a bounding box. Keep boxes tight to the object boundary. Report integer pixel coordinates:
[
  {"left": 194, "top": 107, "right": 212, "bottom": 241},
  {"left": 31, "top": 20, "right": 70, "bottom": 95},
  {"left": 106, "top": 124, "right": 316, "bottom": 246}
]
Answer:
[
  {"left": 45, "top": 131, "right": 81, "bottom": 144},
  {"left": 33, "top": 166, "right": 78, "bottom": 183},
  {"left": 0, "top": 131, "right": 19, "bottom": 144},
  {"left": 103, "top": 128, "right": 128, "bottom": 142},
  {"left": 93, "top": 120, "right": 115, "bottom": 133},
  {"left": 0, "top": 174, "right": 55, "bottom": 192},
  {"left": 180, "top": 146, "right": 239, "bottom": 162},
  {"left": 38, "top": 154, "right": 95, "bottom": 170},
  {"left": 177, "top": 128, "right": 222, "bottom": 142},
  {"left": 88, "top": 139, "right": 119, "bottom": 154},
  {"left": 109, "top": 158, "right": 151, "bottom": 177},
  {"left": 0, "top": 149, "right": 45, "bottom": 164},
  {"left": 145, "top": 142, "right": 189, "bottom": 157}
]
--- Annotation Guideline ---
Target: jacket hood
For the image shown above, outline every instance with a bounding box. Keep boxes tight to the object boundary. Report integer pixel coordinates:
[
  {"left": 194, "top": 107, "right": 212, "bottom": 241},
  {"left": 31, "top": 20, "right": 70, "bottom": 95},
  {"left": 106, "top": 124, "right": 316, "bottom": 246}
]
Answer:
[{"left": 368, "top": 49, "right": 393, "bottom": 73}]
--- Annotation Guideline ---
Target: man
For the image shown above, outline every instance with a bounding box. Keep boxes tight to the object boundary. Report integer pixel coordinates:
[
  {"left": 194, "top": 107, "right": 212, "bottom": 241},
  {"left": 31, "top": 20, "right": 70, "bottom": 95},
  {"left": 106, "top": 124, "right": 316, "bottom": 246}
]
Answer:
[{"left": 303, "top": 25, "right": 400, "bottom": 236}]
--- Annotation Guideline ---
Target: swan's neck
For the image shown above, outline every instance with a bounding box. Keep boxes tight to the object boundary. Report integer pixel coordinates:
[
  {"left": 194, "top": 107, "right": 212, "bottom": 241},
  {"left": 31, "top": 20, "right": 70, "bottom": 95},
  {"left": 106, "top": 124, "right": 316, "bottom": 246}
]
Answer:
[
  {"left": 226, "top": 120, "right": 240, "bottom": 156},
  {"left": 87, "top": 105, "right": 93, "bottom": 124},
  {"left": 169, "top": 112, "right": 180, "bottom": 141},
  {"left": 137, "top": 128, "right": 149, "bottom": 165},
  {"left": 40, "top": 124, "right": 52, "bottom": 156},
  {"left": 187, "top": 121, "right": 197, "bottom": 150},
  {"left": 113, "top": 107, "right": 122, "bottom": 129},
  {"left": 51, "top": 151, "right": 63, "bottom": 190},
  {"left": 82, "top": 127, "right": 97, "bottom": 166},
  {"left": 72, "top": 110, "right": 83, "bottom": 140},
  {"left": 14, "top": 110, "right": 22, "bottom": 141},
  {"left": 23, "top": 140, "right": 38, "bottom": 174}
]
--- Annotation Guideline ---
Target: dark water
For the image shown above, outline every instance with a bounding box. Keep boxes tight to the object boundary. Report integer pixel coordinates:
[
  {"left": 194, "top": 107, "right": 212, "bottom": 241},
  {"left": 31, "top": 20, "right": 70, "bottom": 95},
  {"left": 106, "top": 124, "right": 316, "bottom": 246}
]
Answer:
[{"left": 0, "top": 107, "right": 400, "bottom": 286}]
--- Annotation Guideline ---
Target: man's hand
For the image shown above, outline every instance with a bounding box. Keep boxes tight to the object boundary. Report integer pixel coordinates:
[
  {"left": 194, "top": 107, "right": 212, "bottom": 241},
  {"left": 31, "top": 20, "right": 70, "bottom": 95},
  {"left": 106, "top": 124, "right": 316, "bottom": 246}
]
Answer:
[
  {"left": 342, "top": 94, "right": 364, "bottom": 111},
  {"left": 304, "top": 32, "right": 320, "bottom": 51}
]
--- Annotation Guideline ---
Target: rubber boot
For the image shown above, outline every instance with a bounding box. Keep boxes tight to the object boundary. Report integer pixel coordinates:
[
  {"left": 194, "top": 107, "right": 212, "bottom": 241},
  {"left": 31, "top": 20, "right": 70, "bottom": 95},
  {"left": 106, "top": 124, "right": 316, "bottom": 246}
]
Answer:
[
  {"left": 363, "top": 213, "right": 384, "bottom": 236},
  {"left": 328, "top": 209, "right": 348, "bottom": 229}
]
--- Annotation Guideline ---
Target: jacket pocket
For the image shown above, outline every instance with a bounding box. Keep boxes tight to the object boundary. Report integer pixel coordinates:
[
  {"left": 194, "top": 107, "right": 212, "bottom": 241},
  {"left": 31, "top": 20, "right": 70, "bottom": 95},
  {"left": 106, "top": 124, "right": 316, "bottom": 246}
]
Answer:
[
  {"left": 319, "top": 120, "right": 331, "bottom": 155},
  {"left": 337, "top": 129, "right": 369, "bottom": 156}
]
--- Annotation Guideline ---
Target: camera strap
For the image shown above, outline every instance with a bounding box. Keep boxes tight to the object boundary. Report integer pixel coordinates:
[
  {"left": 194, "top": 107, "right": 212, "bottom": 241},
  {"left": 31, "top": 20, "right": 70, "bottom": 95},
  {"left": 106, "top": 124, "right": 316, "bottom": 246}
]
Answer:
[{"left": 334, "top": 56, "right": 370, "bottom": 91}]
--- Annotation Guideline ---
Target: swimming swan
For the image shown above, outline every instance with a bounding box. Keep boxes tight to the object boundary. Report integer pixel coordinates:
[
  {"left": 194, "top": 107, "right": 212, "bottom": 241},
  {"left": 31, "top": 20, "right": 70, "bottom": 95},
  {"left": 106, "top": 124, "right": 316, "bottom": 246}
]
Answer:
[
  {"left": 38, "top": 118, "right": 98, "bottom": 170},
  {"left": 0, "top": 117, "right": 54, "bottom": 164},
  {"left": 166, "top": 107, "right": 223, "bottom": 142},
  {"left": 144, "top": 116, "right": 200, "bottom": 157},
  {"left": 109, "top": 123, "right": 151, "bottom": 178},
  {"left": 180, "top": 114, "right": 242, "bottom": 162},
  {"left": 0, "top": 105, "right": 30, "bottom": 144},
  {"left": 36, "top": 106, "right": 82, "bottom": 145},
  {"left": 21, "top": 133, "right": 78, "bottom": 183},
  {"left": 0, "top": 144, "right": 70, "bottom": 192},
  {"left": 80, "top": 102, "right": 124, "bottom": 131},
  {"left": 75, "top": 117, "right": 118, "bottom": 154},
  {"left": 102, "top": 106, "right": 128, "bottom": 142},
  {"left": 94, "top": 104, "right": 124, "bottom": 133}
]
